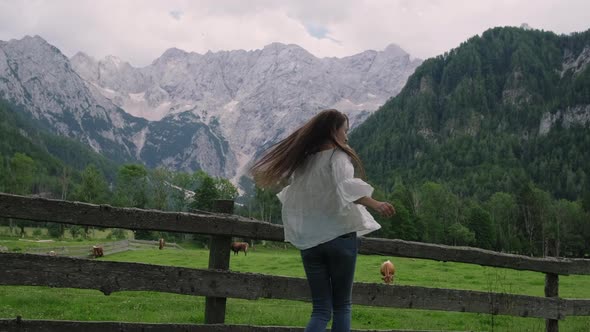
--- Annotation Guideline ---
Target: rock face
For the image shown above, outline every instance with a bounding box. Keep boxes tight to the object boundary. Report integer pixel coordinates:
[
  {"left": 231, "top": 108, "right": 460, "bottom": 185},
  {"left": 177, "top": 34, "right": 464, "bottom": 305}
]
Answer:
[
  {"left": 0, "top": 36, "right": 145, "bottom": 162},
  {"left": 539, "top": 105, "right": 590, "bottom": 135},
  {"left": 1, "top": 35, "right": 422, "bottom": 179}
]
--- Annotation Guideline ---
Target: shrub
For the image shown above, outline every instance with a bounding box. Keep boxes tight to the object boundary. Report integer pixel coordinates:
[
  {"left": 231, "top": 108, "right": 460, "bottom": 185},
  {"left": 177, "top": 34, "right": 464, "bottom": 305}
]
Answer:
[
  {"left": 108, "top": 228, "right": 127, "bottom": 240},
  {"left": 32, "top": 228, "right": 43, "bottom": 237}
]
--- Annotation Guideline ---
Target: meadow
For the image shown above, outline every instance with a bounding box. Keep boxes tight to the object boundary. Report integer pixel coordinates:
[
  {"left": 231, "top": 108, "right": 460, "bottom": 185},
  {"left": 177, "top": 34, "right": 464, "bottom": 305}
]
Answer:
[{"left": 1, "top": 239, "right": 590, "bottom": 331}]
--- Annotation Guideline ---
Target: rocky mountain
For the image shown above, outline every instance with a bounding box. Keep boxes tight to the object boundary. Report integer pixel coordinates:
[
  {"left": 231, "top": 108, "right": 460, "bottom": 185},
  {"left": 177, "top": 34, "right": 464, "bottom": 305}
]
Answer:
[
  {"left": 1, "top": 35, "right": 421, "bottom": 180},
  {"left": 0, "top": 36, "right": 148, "bottom": 163}
]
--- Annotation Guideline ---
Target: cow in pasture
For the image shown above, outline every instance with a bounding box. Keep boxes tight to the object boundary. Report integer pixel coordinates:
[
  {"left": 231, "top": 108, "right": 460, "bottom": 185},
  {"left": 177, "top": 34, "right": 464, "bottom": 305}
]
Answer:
[
  {"left": 380, "top": 260, "right": 395, "bottom": 284},
  {"left": 159, "top": 238, "right": 165, "bottom": 250},
  {"left": 230, "top": 242, "right": 249, "bottom": 256},
  {"left": 92, "top": 246, "right": 104, "bottom": 258}
]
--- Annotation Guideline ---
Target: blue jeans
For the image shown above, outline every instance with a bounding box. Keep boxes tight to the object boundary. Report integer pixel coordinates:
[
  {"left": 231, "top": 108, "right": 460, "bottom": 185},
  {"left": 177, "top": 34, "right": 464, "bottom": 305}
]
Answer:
[{"left": 300, "top": 232, "right": 357, "bottom": 332}]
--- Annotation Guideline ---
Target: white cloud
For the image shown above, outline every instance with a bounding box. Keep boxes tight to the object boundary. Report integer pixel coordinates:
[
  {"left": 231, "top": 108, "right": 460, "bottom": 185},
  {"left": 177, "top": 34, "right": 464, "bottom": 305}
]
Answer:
[
  {"left": 0, "top": 0, "right": 588, "bottom": 66},
  {"left": 169, "top": 10, "right": 184, "bottom": 21}
]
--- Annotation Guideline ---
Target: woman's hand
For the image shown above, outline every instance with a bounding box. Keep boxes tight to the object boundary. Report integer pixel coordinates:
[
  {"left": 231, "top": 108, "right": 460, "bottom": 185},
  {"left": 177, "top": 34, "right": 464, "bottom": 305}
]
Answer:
[
  {"left": 374, "top": 201, "right": 396, "bottom": 217},
  {"left": 355, "top": 197, "right": 396, "bottom": 217}
]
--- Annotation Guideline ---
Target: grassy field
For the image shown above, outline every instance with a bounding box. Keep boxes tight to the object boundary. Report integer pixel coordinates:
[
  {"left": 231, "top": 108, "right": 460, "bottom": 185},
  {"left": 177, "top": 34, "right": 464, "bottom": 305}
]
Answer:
[
  {"left": 1, "top": 240, "right": 590, "bottom": 331},
  {"left": 0, "top": 226, "right": 133, "bottom": 243},
  {"left": 0, "top": 226, "right": 133, "bottom": 256}
]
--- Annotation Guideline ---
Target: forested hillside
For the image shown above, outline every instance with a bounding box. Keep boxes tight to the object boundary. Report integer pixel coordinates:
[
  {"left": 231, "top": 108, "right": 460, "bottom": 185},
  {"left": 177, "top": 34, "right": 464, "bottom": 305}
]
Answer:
[
  {"left": 0, "top": 100, "right": 119, "bottom": 196},
  {"left": 0, "top": 99, "right": 245, "bottom": 242},
  {"left": 352, "top": 27, "right": 590, "bottom": 200},
  {"left": 350, "top": 27, "right": 590, "bottom": 256}
]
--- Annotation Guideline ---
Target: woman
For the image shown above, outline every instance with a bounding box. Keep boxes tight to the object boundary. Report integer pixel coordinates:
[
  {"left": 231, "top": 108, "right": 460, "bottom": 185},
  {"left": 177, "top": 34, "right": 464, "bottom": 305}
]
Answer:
[{"left": 251, "top": 109, "right": 395, "bottom": 331}]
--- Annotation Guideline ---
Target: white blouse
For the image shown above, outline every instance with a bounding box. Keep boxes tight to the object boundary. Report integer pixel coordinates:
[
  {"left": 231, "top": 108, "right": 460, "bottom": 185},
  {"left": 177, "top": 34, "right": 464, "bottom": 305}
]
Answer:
[{"left": 277, "top": 148, "right": 381, "bottom": 250}]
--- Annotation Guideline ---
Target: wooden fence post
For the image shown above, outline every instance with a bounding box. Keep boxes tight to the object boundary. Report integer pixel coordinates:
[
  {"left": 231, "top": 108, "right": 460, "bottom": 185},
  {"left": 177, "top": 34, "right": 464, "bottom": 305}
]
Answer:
[
  {"left": 204, "top": 199, "right": 234, "bottom": 324},
  {"left": 545, "top": 239, "right": 559, "bottom": 332}
]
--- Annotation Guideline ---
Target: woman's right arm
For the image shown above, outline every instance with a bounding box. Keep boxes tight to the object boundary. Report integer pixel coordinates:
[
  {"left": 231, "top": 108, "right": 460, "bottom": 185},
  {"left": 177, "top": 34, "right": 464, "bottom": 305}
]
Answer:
[
  {"left": 355, "top": 196, "right": 396, "bottom": 217},
  {"left": 331, "top": 151, "right": 396, "bottom": 217}
]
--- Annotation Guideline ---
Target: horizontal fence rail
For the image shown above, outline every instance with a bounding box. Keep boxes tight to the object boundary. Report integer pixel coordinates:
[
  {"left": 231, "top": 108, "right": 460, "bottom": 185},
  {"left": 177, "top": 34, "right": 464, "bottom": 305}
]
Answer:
[
  {"left": 2, "top": 253, "right": 587, "bottom": 320},
  {"left": 22, "top": 239, "right": 182, "bottom": 258},
  {"left": 0, "top": 319, "right": 456, "bottom": 332},
  {"left": 1, "top": 193, "right": 589, "bottom": 275},
  {"left": 359, "top": 238, "right": 590, "bottom": 276},
  {"left": 24, "top": 239, "right": 130, "bottom": 257}
]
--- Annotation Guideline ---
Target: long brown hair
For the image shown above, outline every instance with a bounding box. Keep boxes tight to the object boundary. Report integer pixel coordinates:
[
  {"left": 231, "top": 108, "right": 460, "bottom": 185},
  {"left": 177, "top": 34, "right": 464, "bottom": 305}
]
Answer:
[{"left": 250, "top": 109, "right": 366, "bottom": 189}]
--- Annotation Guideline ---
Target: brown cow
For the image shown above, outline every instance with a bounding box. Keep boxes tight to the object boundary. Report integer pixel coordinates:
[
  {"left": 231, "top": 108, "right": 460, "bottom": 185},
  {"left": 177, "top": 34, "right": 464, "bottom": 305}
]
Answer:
[
  {"left": 380, "top": 260, "right": 395, "bottom": 284},
  {"left": 230, "top": 242, "right": 249, "bottom": 256},
  {"left": 92, "top": 246, "right": 104, "bottom": 258},
  {"left": 159, "top": 238, "right": 165, "bottom": 250}
]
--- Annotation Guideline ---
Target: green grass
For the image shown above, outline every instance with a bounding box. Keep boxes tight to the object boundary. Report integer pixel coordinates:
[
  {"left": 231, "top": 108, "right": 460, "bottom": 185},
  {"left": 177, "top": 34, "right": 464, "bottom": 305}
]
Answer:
[
  {"left": 0, "top": 238, "right": 120, "bottom": 252},
  {"left": 1, "top": 242, "right": 590, "bottom": 331},
  {"left": 0, "top": 228, "right": 131, "bottom": 254}
]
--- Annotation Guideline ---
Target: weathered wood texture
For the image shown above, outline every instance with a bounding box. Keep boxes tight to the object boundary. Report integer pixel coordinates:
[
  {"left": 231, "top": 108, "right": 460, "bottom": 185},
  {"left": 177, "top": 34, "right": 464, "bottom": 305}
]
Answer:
[
  {"left": 25, "top": 240, "right": 131, "bottom": 257},
  {"left": 359, "top": 237, "right": 590, "bottom": 275},
  {"left": 129, "top": 239, "right": 183, "bottom": 249},
  {"left": 0, "top": 253, "right": 580, "bottom": 320},
  {"left": 545, "top": 273, "right": 559, "bottom": 332},
  {"left": 0, "top": 320, "right": 302, "bottom": 332},
  {"left": 564, "top": 299, "right": 590, "bottom": 316},
  {"left": 0, "top": 193, "right": 285, "bottom": 241},
  {"left": 23, "top": 239, "right": 181, "bottom": 258},
  {"left": 204, "top": 200, "right": 234, "bottom": 324},
  {"left": 567, "top": 259, "right": 590, "bottom": 275},
  {"left": 2, "top": 193, "right": 590, "bottom": 275},
  {"left": 207, "top": 200, "right": 234, "bottom": 272},
  {"left": 0, "top": 319, "right": 453, "bottom": 332}
]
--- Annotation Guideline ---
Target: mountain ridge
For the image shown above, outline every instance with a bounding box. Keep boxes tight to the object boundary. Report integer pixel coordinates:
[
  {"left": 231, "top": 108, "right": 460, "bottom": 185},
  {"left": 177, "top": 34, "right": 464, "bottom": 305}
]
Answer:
[{"left": 0, "top": 35, "right": 422, "bottom": 181}]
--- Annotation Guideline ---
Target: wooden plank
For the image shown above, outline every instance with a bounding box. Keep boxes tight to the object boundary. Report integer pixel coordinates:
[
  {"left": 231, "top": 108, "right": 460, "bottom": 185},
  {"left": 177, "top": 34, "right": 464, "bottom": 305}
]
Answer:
[
  {"left": 0, "top": 320, "right": 292, "bottom": 332},
  {"left": 0, "top": 319, "right": 453, "bottom": 332},
  {"left": 205, "top": 200, "right": 234, "bottom": 324},
  {"left": 24, "top": 240, "right": 129, "bottom": 254},
  {"left": 0, "top": 193, "right": 284, "bottom": 241},
  {"left": 26, "top": 249, "right": 85, "bottom": 255},
  {"left": 358, "top": 237, "right": 588, "bottom": 275},
  {"left": 544, "top": 241, "right": 559, "bottom": 332},
  {"left": 351, "top": 282, "right": 566, "bottom": 320},
  {"left": 0, "top": 253, "right": 571, "bottom": 320},
  {"left": 23, "top": 240, "right": 129, "bottom": 258},
  {"left": 27, "top": 249, "right": 90, "bottom": 257},
  {"left": 103, "top": 240, "right": 130, "bottom": 248},
  {"left": 103, "top": 247, "right": 131, "bottom": 256},
  {"left": 26, "top": 245, "right": 89, "bottom": 252},
  {"left": 130, "top": 239, "right": 161, "bottom": 245},
  {"left": 204, "top": 234, "right": 231, "bottom": 323},
  {"left": 545, "top": 273, "right": 559, "bottom": 332},
  {"left": 564, "top": 299, "right": 590, "bottom": 316},
  {"left": 567, "top": 258, "right": 590, "bottom": 275},
  {"left": 2, "top": 193, "right": 590, "bottom": 275},
  {"left": 130, "top": 239, "right": 179, "bottom": 246}
]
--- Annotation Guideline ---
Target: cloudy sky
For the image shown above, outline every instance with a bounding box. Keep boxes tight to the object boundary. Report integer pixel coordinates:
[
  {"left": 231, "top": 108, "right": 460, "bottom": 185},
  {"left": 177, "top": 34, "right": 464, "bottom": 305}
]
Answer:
[{"left": 0, "top": 0, "right": 588, "bottom": 67}]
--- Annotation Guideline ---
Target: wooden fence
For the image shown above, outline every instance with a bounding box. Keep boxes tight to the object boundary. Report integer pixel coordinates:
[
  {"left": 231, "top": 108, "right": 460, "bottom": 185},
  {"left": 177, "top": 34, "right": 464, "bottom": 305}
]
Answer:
[
  {"left": 0, "top": 192, "right": 589, "bottom": 331},
  {"left": 20, "top": 239, "right": 182, "bottom": 258}
]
